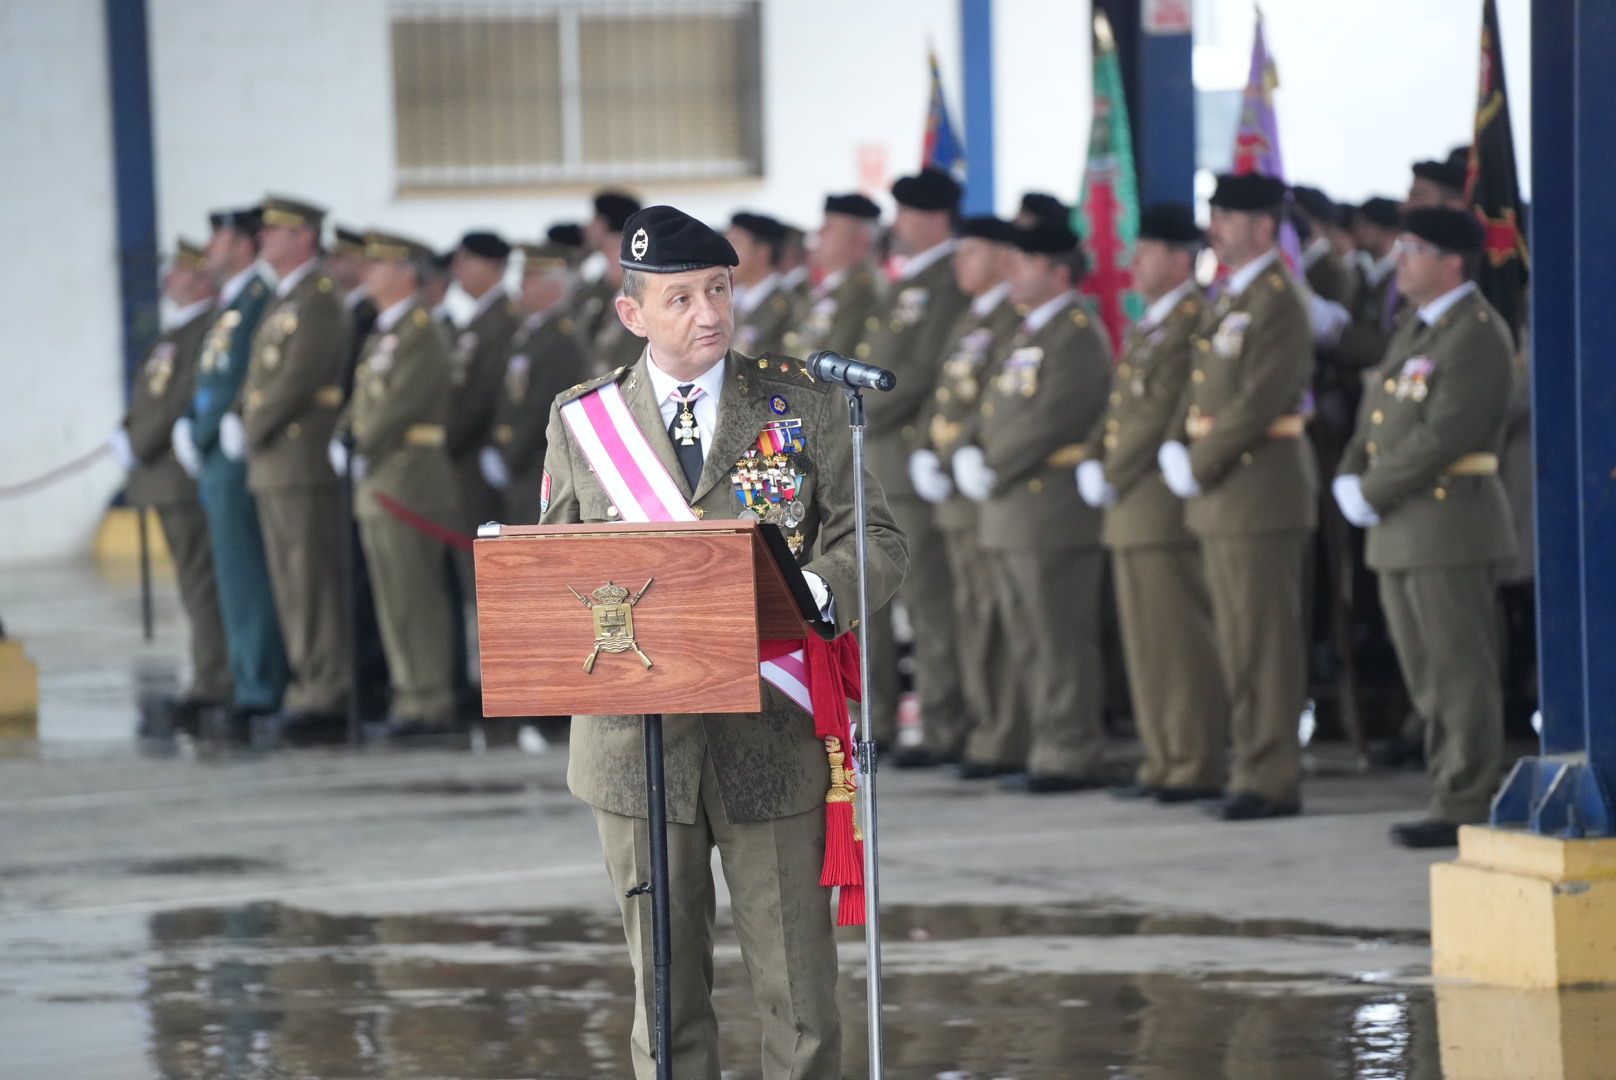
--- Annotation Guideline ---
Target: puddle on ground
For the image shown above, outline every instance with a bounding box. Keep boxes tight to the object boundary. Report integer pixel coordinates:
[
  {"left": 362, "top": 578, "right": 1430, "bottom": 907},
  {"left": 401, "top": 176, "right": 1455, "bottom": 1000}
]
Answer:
[{"left": 2, "top": 901, "right": 1610, "bottom": 1079}]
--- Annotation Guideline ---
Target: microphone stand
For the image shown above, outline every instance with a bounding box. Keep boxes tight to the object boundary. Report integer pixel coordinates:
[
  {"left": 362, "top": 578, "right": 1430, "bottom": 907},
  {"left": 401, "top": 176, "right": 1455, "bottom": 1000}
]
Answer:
[{"left": 843, "top": 384, "right": 885, "bottom": 1079}]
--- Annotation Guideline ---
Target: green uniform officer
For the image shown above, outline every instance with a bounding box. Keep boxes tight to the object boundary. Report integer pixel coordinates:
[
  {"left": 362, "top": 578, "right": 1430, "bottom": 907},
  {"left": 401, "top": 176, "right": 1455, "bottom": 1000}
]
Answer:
[
  {"left": 540, "top": 205, "right": 907, "bottom": 1079},
  {"left": 855, "top": 167, "right": 971, "bottom": 749},
  {"left": 447, "top": 231, "right": 521, "bottom": 540},
  {"left": 1078, "top": 204, "right": 1229, "bottom": 801},
  {"left": 333, "top": 231, "right": 461, "bottom": 740},
  {"left": 173, "top": 207, "right": 288, "bottom": 731},
  {"left": 1158, "top": 173, "right": 1318, "bottom": 821},
  {"left": 906, "top": 215, "right": 1021, "bottom": 769},
  {"left": 783, "top": 194, "right": 883, "bottom": 383},
  {"left": 240, "top": 194, "right": 352, "bottom": 743},
  {"left": 953, "top": 219, "right": 1113, "bottom": 790},
  {"left": 1334, "top": 208, "right": 1516, "bottom": 849},
  {"left": 726, "top": 212, "right": 796, "bottom": 358},
  {"left": 114, "top": 238, "right": 232, "bottom": 725},
  {"left": 573, "top": 190, "right": 642, "bottom": 366}
]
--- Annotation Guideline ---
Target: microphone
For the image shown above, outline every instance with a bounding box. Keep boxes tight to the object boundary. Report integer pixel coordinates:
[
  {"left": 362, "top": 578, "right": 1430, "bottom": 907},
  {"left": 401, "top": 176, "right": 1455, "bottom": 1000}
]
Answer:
[{"left": 806, "top": 350, "right": 897, "bottom": 392}]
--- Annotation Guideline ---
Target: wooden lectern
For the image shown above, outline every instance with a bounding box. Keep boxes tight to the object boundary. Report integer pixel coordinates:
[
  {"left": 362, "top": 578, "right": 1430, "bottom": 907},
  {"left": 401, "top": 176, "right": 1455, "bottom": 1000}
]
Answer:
[{"left": 473, "top": 519, "right": 829, "bottom": 1080}]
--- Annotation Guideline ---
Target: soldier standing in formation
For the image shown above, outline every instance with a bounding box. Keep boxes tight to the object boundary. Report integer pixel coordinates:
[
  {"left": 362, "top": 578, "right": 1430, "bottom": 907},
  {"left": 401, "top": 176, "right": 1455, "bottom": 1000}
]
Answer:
[
  {"left": 953, "top": 221, "right": 1113, "bottom": 790},
  {"left": 447, "top": 231, "right": 520, "bottom": 542},
  {"left": 726, "top": 212, "right": 795, "bottom": 357},
  {"left": 239, "top": 195, "right": 352, "bottom": 744},
  {"left": 1334, "top": 208, "right": 1515, "bottom": 848},
  {"left": 113, "top": 239, "right": 232, "bottom": 728},
  {"left": 1079, "top": 204, "right": 1228, "bottom": 801},
  {"left": 782, "top": 193, "right": 881, "bottom": 360},
  {"left": 577, "top": 191, "right": 644, "bottom": 376}
]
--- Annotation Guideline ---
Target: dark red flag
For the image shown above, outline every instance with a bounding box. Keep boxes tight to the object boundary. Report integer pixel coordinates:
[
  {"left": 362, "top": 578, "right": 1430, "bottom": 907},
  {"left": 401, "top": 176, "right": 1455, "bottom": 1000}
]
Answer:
[{"left": 1466, "top": 0, "right": 1530, "bottom": 339}]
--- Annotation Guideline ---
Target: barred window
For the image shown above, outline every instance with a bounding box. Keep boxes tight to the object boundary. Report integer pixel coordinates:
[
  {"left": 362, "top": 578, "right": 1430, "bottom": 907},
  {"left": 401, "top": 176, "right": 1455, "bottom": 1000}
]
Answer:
[{"left": 391, "top": 1, "right": 764, "bottom": 189}]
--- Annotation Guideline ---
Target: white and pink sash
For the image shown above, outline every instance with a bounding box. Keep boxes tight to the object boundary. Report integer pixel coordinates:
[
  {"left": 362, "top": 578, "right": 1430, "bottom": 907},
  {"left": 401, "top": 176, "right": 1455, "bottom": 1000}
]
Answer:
[{"left": 559, "top": 382, "right": 813, "bottom": 713}]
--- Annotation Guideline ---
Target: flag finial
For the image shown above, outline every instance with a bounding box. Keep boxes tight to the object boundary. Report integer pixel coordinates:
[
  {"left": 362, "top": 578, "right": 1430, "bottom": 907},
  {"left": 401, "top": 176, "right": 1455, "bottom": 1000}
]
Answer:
[{"left": 1093, "top": 9, "right": 1114, "bottom": 52}]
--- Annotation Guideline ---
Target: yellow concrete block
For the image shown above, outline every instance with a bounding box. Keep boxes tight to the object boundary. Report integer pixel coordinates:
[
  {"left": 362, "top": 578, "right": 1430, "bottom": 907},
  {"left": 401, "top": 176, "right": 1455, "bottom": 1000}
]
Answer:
[
  {"left": 1436, "top": 983, "right": 1616, "bottom": 1080},
  {"left": 1433, "top": 825, "right": 1616, "bottom": 988},
  {"left": 95, "top": 507, "right": 174, "bottom": 580},
  {"left": 0, "top": 638, "right": 40, "bottom": 739}
]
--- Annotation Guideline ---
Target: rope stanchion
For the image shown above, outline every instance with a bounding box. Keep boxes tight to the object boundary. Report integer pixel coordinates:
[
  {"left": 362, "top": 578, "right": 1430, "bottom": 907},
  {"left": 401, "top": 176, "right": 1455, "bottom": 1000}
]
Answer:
[
  {"left": 370, "top": 491, "right": 476, "bottom": 552},
  {"left": 0, "top": 445, "right": 112, "bottom": 500}
]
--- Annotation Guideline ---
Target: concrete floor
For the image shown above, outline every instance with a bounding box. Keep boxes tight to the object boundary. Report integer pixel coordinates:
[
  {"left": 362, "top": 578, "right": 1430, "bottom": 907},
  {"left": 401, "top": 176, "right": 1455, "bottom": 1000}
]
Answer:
[{"left": 0, "top": 559, "right": 1602, "bottom": 1079}]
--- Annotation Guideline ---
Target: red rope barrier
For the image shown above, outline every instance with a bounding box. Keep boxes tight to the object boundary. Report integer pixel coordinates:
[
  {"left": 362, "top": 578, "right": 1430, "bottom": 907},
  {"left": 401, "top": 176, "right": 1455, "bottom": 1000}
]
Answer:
[
  {"left": 0, "top": 445, "right": 111, "bottom": 500},
  {"left": 370, "top": 491, "right": 475, "bottom": 552}
]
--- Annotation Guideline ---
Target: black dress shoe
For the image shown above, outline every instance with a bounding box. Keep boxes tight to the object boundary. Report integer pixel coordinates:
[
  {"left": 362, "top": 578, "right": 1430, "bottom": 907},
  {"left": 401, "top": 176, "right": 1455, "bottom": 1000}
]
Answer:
[
  {"left": 1368, "top": 736, "right": 1426, "bottom": 771},
  {"left": 262, "top": 710, "right": 348, "bottom": 749},
  {"left": 1154, "top": 785, "right": 1225, "bottom": 804},
  {"left": 1390, "top": 820, "right": 1460, "bottom": 848},
  {"left": 1205, "top": 791, "right": 1300, "bottom": 821},
  {"left": 381, "top": 719, "right": 468, "bottom": 749},
  {"left": 956, "top": 760, "right": 1021, "bottom": 781},
  {"left": 889, "top": 747, "right": 957, "bottom": 769},
  {"left": 999, "top": 772, "right": 1107, "bottom": 795},
  {"left": 1109, "top": 783, "right": 1158, "bottom": 800}
]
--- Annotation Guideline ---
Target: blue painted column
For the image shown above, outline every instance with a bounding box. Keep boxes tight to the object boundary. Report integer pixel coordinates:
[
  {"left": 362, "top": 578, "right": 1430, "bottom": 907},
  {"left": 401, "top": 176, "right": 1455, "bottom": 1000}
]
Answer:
[
  {"left": 104, "top": 0, "right": 160, "bottom": 402},
  {"left": 1491, "top": 0, "right": 1616, "bottom": 838},
  {"left": 958, "top": 0, "right": 995, "bottom": 215},
  {"left": 1107, "top": 0, "right": 1196, "bottom": 208}
]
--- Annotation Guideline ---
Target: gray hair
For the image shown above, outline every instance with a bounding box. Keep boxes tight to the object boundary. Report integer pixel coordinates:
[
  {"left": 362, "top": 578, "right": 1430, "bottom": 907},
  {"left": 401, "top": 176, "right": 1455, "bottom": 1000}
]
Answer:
[{"left": 621, "top": 267, "right": 647, "bottom": 302}]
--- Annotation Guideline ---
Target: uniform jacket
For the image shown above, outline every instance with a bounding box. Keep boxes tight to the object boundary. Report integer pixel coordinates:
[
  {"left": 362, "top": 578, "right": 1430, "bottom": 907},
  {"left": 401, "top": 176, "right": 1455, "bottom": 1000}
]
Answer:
[
  {"left": 447, "top": 290, "right": 521, "bottom": 464},
  {"left": 732, "top": 281, "right": 796, "bottom": 358},
  {"left": 492, "top": 308, "right": 589, "bottom": 520},
  {"left": 124, "top": 306, "right": 212, "bottom": 507},
  {"left": 540, "top": 348, "right": 908, "bottom": 824},
  {"left": 1340, "top": 289, "right": 1516, "bottom": 571},
  {"left": 589, "top": 304, "right": 648, "bottom": 379},
  {"left": 921, "top": 292, "right": 1021, "bottom": 531},
  {"left": 783, "top": 265, "right": 880, "bottom": 361},
  {"left": 1335, "top": 263, "right": 1402, "bottom": 373},
  {"left": 191, "top": 272, "right": 273, "bottom": 462}
]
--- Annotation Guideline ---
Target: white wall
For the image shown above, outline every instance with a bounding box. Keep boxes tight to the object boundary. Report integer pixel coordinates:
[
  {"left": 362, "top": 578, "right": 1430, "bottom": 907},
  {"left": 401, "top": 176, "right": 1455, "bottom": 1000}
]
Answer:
[{"left": 0, "top": 0, "right": 125, "bottom": 567}]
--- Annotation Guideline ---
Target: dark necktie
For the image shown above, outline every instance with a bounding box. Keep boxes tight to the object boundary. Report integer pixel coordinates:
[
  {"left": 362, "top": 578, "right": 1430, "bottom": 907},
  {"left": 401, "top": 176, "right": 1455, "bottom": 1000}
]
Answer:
[{"left": 668, "top": 384, "right": 704, "bottom": 491}]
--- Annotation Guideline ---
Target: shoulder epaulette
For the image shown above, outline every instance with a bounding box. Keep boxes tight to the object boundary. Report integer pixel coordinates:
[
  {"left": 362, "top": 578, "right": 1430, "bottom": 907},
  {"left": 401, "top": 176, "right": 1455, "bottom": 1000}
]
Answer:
[{"left": 555, "top": 365, "right": 630, "bottom": 406}]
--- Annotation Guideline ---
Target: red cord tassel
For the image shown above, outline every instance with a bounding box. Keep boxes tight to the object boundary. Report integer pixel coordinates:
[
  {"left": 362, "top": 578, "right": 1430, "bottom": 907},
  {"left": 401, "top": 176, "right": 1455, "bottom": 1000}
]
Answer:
[
  {"left": 837, "top": 883, "right": 866, "bottom": 927},
  {"left": 821, "top": 799, "right": 861, "bottom": 888}
]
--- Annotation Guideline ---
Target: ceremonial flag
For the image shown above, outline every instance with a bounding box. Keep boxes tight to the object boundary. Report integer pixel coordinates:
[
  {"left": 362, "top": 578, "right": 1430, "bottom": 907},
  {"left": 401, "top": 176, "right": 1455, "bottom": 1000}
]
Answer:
[
  {"left": 1466, "top": 0, "right": 1529, "bottom": 338},
  {"left": 922, "top": 47, "right": 966, "bottom": 180},
  {"left": 1074, "top": 9, "right": 1142, "bottom": 354},
  {"left": 1231, "top": 12, "right": 1302, "bottom": 270}
]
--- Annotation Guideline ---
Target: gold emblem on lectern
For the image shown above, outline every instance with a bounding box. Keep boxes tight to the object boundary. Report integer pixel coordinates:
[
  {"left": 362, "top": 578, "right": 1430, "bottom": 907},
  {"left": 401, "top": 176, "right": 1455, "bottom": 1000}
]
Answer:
[{"left": 567, "top": 579, "right": 654, "bottom": 673}]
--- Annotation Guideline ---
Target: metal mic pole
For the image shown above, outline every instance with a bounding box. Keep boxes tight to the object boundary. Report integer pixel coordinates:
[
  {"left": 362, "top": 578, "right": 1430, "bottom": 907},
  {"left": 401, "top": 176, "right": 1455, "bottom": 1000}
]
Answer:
[{"left": 845, "top": 385, "right": 884, "bottom": 1078}]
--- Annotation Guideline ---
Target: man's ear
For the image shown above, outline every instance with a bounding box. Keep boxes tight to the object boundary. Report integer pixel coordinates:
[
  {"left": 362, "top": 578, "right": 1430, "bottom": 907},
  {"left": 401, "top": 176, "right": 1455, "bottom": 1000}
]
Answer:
[{"left": 615, "top": 293, "right": 646, "bottom": 339}]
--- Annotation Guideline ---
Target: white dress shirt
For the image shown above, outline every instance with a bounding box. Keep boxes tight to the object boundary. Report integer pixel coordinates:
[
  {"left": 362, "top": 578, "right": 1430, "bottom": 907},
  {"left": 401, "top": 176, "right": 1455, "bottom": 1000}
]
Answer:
[
  {"left": 1021, "top": 290, "right": 1077, "bottom": 334},
  {"left": 374, "top": 296, "right": 415, "bottom": 333},
  {"left": 1141, "top": 278, "right": 1197, "bottom": 330},
  {"left": 219, "top": 263, "right": 261, "bottom": 308},
  {"left": 646, "top": 353, "right": 726, "bottom": 462},
  {"left": 971, "top": 280, "right": 1011, "bottom": 318},
  {"left": 899, "top": 238, "right": 957, "bottom": 281},
  {"left": 1415, "top": 281, "right": 1477, "bottom": 328},
  {"left": 275, "top": 257, "right": 318, "bottom": 299},
  {"left": 467, "top": 284, "right": 508, "bottom": 322},
  {"left": 164, "top": 298, "right": 215, "bottom": 332},
  {"left": 1226, "top": 248, "right": 1280, "bottom": 299}
]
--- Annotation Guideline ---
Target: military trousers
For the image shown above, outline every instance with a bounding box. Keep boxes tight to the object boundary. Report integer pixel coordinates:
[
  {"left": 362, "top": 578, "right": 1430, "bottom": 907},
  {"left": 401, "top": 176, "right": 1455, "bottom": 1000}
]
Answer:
[
  {"left": 1199, "top": 532, "right": 1309, "bottom": 806},
  {"left": 890, "top": 498, "right": 967, "bottom": 755},
  {"left": 153, "top": 502, "right": 232, "bottom": 703},
  {"left": 1112, "top": 544, "right": 1229, "bottom": 791},
  {"left": 974, "top": 546, "right": 1106, "bottom": 779},
  {"left": 592, "top": 753, "right": 840, "bottom": 1080},
  {"left": 357, "top": 511, "right": 456, "bottom": 723},
  {"left": 256, "top": 486, "right": 350, "bottom": 715},
  {"left": 197, "top": 459, "right": 288, "bottom": 711},
  {"left": 939, "top": 516, "right": 1007, "bottom": 756},
  {"left": 1378, "top": 563, "right": 1504, "bottom": 823}
]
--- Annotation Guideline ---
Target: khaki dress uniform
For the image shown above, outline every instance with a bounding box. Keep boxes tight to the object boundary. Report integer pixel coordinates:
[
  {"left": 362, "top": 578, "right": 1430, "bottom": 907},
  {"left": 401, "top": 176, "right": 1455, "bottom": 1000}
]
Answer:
[
  {"left": 448, "top": 289, "right": 521, "bottom": 539},
  {"left": 242, "top": 262, "right": 352, "bottom": 716},
  {"left": 570, "top": 276, "right": 618, "bottom": 351},
  {"left": 919, "top": 289, "right": 1022, "bottom": 758},
  {"left": 855, "top": 249, "right": 971, "bottom": 746},
  {"left": 490, "top": 309, "right": 588, "bottom": 523},
  {"left": 588, "top": 294, "right": 648, "bottom": 379},
  {"left": 782, "top": 265, "right": 880, "bottom": 361},
  {"left": 971, "top": 297, "right": 1113, "bottom": 778},
  {"left": 541, "top": 348, "right": 907, "bottom": 1080},
  {"left": 1086, "top": 288, "right": 1229, "bottom": 792},
  {"left": 1339, "top": 288, "right": 1515, "bottom": 823},
  {"left": 123, "top": 304, "right": 231, "bottom": 703},
  {"left": 731, "top": 280, "right": 796, "bottom": 358},
  {"left": 340, "top": 299, "right": 460, "bottom": 725},
  {"left": 1176, "top": 257, "right": 1318, "bottom": 808}
]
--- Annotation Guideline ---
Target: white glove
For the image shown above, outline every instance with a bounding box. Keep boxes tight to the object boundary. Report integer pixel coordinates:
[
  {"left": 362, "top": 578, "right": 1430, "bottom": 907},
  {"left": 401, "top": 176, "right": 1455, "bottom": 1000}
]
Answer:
[
  {"left": 170, "top": 418, "right": 201, "bottom": 478},
  {"left": 479, "top": 445, "right": 511, "bottom": 490},
  {"left": 1075, "top": 459, "right": 1117, "bottom": 508},
  {"left": 802, "top": 570, "right": 834, "bottom": 621},
  {"left": 328, "top": 438, "right": 349, "bottom": 478},
  {"left": 1332, "top": 473, "right": 1381, "bottom": 527},
  {"left": 1157, "top": 440, "right": 1201, "bottom": 499},
  {"left": 908, "top": 449, "right": 953, "bottom": 504},
  {"left": 1308, "top": 293, "right": 1352, "bottom": 347},
  {"left": 108, "top": 427, "right": 137, "bottom": 471},
  {"left": 218, "top": 412, "right": 247, "bottom": 462},
  {"left": 951, "top": 446, "right": 996, "bottom": 503},
  {"left": 351, "top": 454, "right": 369, "bottom": 482}
]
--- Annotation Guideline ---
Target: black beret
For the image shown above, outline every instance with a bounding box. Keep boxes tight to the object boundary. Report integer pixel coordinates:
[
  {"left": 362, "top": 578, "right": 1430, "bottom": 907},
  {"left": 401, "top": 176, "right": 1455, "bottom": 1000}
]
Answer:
[
  {"left": 1446, "top": 144, "right": 1471, "bottom": 169},
  {"left": 1289, "top": 186, "right": 1336, "bottom": 224},
  {"left": 1137, "top": 202, "right": 1203, "bottom": 245},
  {"left": 1209, "top": 173, "right": 1288, "bottom": 212},
  {"left": 1403, "top": 207, "right": 1485, "bottom": 253},
  {"left": 824, "top": 193, "right": 881, "bottom": 220},
  {"left": 1019, "top": 192, "right": 1069, "bottom": 226},
  {"left": 333, "top": 226, "right": 366, "bottom": 256},
  {"left": 434, "top": 249, "right": 455, "bottom": 271},
  {"left": 620, "top": 205, "right": 739, "bottom": 274},
  {"left": 729, "top": 212, "right": 787, "bottom": 244},
  {"left": 1013, "top": 220, "right": 1080, "bottom": 256},
  {"left": 891, "top": 167, "right": 962, "bottom": 212},
  {"left": 958, "top": 215, "right": 1017, "bottom": 244},
  {"left": 593, "top": 190, "right": 642, "bottom": 232},
  {"left": 459, "top": 231, "right": 512, "bottom": 260},
  {"left": 547, "top": 223, "right": 585, "bottom": 249},
  {"left": 209, "top": 206, "right": 262, "bottom": 234},
  {"left": 1413, "top": 158, "right": 1468, "bottom": 194},
  {"left": 1359, "top": 197, "right": 1403, "bottom": 230}
]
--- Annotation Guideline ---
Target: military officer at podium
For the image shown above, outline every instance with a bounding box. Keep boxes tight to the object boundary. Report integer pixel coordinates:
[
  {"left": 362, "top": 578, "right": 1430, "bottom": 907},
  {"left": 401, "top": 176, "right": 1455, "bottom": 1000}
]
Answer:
[{"left": 539, "top": 205, "right": 907, "bottom": 1079}]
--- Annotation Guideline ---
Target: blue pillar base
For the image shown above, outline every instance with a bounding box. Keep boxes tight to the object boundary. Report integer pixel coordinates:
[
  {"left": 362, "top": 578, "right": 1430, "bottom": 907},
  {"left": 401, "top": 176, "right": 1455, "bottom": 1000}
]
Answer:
[{"left": 1491, "top": 754, "right": 1615, "bottom": 839}]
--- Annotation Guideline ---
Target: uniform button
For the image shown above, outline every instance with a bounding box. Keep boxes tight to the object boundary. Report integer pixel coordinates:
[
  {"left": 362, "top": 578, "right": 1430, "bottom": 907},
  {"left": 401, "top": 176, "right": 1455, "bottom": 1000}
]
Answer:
[
  {"left": 1371, "top": 410, "right": 1384, "bottom": 424},
  {"left": 889, "top": 319, "right": 904, "bottom": 332},
  {"left": 1028, "top": 478, "right": 1044, "bottom": 493},
  {"left": 1187, "top": 405, "right": 1201, "bottom": 418},
  {"left": 901, "top": 424, "right": 915, "bottom": 440},
  {"left": 1240, "top": 451, "right": 1253, "bottom": 466},
  {"left": 936, "top": 387, "right": 952, "bottom": 403},
  {"left": 692, "top": 506, "right": 705, "bottom": 519},
  {"left": 1106, "top": 419, "right": 1120, "bottom": 432},
  {"left": 1117, "top": 364, "right": 1132, "bottom": 378},
  {"left": 1434, "top": 486, "right": 1447, "bottom": 500},
  {"left": 865, "top": 316, "right": 880, "bottom": 331},
  {"left": 1367, "top": 441, "right": 1378, "bottom": 455},
  {"left": 855, "top": 343, "right": 872, "bottom": 359},
  {"left": 982, "top": 402, "right": 995, "bottom": 417},
  {"left": 1197, "top": 339, "right": 1211, "bottom": 352},
  {"left": 287, "top": 422, "right": 301, "bottom": 439},
  {"left": 1104, "top": 434, "right": 1118, "bottom": 450},
  {"left": 1109, "top": 391, "right": 1121, "bottom": 406},
  {"left": 607, "top": 506, "right": 620, "bottom": 518},
  {"left": 1384, "top": 378, "right": 1397, "bottom": 393},
  {"left": 1192, "top": 370, "right": 1206, "bottom": 383}
]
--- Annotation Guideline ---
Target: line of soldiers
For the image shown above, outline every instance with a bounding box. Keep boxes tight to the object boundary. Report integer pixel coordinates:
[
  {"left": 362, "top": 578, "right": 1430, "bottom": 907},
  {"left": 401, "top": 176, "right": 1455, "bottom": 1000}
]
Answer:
[{"left": 117, "top": 163, "right": 1531, "bottom": 847}]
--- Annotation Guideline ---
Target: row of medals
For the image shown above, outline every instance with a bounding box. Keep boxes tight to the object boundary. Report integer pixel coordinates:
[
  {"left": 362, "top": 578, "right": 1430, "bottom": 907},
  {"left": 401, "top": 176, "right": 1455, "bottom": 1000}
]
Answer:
[{"left": 734, "top": 419, "right": 809, "bottom": 529}]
